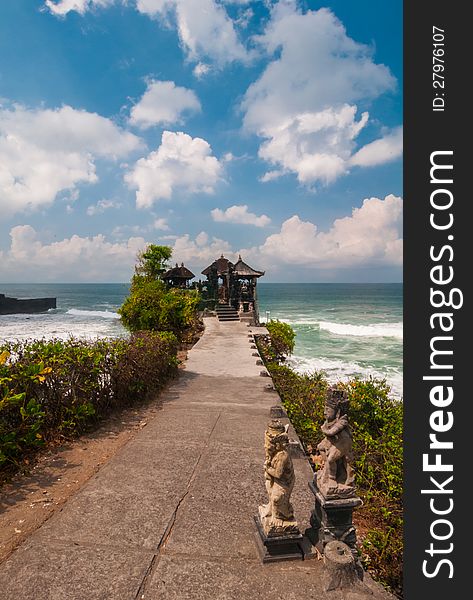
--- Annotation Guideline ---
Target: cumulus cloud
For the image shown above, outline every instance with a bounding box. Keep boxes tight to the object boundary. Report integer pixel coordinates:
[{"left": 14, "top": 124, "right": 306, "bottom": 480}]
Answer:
[
  {"left": 170, "top": 231, "right": 233, "bottom": 268},
  {"left": 125, "top": 130, "right": 223, "bottom": 208},
  {"left": 47, "top": 1, "right": 250, "bottom": 66},
  {"left": 44, "top": 0, "right": 116, "bottom": 16},
  {"left": 0, "top": 225, "right": 146, "bottom": 282},
  {"left": 242, "top": 4, "right": 398, "bottom": 186},
  {"left": 350, "top": 127, "right": 403, "bottom": 168},
  {"left": 111, "top": 224, "right": 147, "bottom": 238},
  {"left": 193, "top": 62, "right": 211, "bottom": 79},
  {"left": 129, "top": 80, "right": 201, "bottom": 129},
  {"left": 153, "top": 217, "right": 170, "bottom": 230},
  {"left": 0, "top": 195, "right": 403, "bottom": 281},
  {"left": 136, "top": 0, "right": 249, "bottom": 66},
  {"left": 211, "top": 204, "right": 271, "bottom": 227},
  {"left": 86, "top": 199, "right": 122, "bottom": 216},
  {"left": 0, "top": 104, "right": 142, "bottom": 216},
  {"left": 244, "top": 195, "right": 403, "bottom": 269},
  {"left": 258, "top": 105, "right": 369, "bottom": 185}
]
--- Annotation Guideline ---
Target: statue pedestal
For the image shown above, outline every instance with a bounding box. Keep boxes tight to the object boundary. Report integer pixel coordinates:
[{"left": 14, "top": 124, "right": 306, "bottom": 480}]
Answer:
[
  {"left": 306, "top": 480, "right": 362, "bottom": 558},
  {"left": 253, "top": 515, "right": 308, "bottom": 563}
]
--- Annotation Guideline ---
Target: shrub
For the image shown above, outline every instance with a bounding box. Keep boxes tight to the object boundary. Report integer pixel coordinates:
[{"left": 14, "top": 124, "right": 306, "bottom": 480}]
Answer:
[
  {"left": 256, "top": 328, "right": 403, "bottom": 597},
  {"left": 118, "top": 276, "right": 200, "bottom": 338},
  {"left": 0, "top": 332, "right": 178, "bottom": 476},
  {"left": 264, "top": 320, "right": 296, "bottom": 360},
  {"left": 135, "top": 244, "right": 173, "bottom": 279},
  {"left": 267, "top": 363, "right": 326, "bottom": 446}
]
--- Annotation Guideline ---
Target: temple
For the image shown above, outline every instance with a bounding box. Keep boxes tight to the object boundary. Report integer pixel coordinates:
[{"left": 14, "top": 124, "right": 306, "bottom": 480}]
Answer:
[
  {"left": 159, "top": 254, "right": 265, "bottom": 325},
  {"left": 200, "top": 255, "right": 264, "bottom": 324},
  {"left": 162, "top": 263, "right": 195, "bottom": 288}
]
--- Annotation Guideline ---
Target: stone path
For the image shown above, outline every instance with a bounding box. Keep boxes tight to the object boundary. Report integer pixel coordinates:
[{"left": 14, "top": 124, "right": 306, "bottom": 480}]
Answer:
[{"left": 0, "top": 318, "right": 394, "bottom": 600}]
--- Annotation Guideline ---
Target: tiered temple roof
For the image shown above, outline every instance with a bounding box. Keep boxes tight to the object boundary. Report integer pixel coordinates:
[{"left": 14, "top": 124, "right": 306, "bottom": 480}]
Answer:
[
  {"left": 201, "top": 255, "right": 233, "bottom": 276},
  {"left": 233, "top": 255, "right": 265, "bottom": 278},
  {"left": 162, "top": 263, "right": 195, "bottom": 282},
  {"left": 201, "top": 255, "right": 263, "bottom": 278}
]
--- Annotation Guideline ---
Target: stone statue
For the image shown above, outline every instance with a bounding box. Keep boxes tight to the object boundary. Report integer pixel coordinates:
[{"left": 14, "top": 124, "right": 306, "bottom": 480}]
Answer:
[
  {"left": 259, "top": 420, "right": 299, "bottom": 536},
  {"left": 316, "top": 387, "right": 355, "bottom": 499}
]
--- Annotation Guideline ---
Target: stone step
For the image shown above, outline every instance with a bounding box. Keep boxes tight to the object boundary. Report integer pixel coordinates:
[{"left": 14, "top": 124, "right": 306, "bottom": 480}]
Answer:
[{"left": 216, "top": 304, "right": 241, "bottom": 322}]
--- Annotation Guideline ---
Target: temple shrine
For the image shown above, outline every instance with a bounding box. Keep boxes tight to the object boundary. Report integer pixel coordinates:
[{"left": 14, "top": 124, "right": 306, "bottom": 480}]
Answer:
[
  {"left": 201, "top": 255, "right": 264, "bottom": 324},
  {"left": 162, "top": 263, "right": 195, "bottom": 288},
  {"left": 161, "top": 254, "right": 265, "bottom": 324}
]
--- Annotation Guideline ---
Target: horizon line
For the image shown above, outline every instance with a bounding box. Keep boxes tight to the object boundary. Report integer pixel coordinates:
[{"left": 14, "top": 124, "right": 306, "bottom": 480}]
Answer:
[{"left": 1, "top": 281, "right": 404, "bottom": 285}]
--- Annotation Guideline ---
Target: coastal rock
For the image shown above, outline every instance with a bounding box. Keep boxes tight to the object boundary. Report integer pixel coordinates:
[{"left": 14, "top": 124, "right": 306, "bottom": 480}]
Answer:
[{"left": 0, "top": 294, "right": 56, "bottom": 315}]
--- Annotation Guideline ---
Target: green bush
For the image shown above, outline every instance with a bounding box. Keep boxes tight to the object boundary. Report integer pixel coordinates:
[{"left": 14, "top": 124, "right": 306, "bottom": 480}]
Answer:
[
  {"left": 0, "top": 332, "right": 178, "bottom": 476},
  {"left": 118, "top": 276, "right": 200, "bottom": 340},
  {"left": 267, "top": 363, "right": 326, "bottom": 445},
  {"left": 264, "top": 320, "right": 296, "bottom": 359},
  {"left": 257, "top": 328, "right": 403, "bottom": 597},
  {"left": 135, "top": 244, "right": 173, "bottom": 279}
]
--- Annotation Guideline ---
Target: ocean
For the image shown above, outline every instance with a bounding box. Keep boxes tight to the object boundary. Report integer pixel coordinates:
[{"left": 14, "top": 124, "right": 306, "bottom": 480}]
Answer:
[
  {"left": 257, "top": 283, "right": 402, "bottom": 399},
  {"left": 0, "top": 282, "right": 402, "bottom": 399}
]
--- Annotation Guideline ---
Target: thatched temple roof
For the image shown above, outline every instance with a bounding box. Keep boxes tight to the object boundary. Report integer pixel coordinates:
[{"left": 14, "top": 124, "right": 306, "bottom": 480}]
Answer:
[
  {"left": 233, "top": 255, "right": 265, "bottom": 278},
  {"left": 201, "top": 255, "right": 234, "bottom": 276},
  {"left": 162, "top": 263, "right": 195, "bottom": 281},
  {"left": 201, "top": 254, "right": 264, "bottom": 279}
]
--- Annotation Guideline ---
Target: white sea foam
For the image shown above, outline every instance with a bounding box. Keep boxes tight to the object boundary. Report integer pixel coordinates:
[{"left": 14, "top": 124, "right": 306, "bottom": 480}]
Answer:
[
  {"left": 318, "top": 321, "right": 403, "bottom": 339},
  {"left": 278, "top": 318, "right": 403, "bottom": 339},
  {"left": 0, "top": 312, "right": 127, "bottom": 343},
  {"left": 288, "top": 355, "right": 403, "bottom": 400},
  {"left": 66, "top": 309, "right": 120, "bottom": 319}
]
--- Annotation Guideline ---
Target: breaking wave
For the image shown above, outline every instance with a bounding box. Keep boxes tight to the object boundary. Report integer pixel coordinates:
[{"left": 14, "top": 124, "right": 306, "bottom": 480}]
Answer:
[
  {"left": 66, "top": 309, "right": 119, "bottom": 319},
  {"left": 279, "top": 318, "right": 402, "bottom": 339},
  {"left": 288, "top": 355, "right": 403, "bottom": 400},
  {"left": 318, "top": 321, "right": 403, "bottom": 339}
]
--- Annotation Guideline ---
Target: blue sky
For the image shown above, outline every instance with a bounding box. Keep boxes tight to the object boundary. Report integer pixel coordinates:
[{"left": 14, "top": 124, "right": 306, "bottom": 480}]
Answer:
[{"left": 0, "top": 0, "right": 402, "bottom": 283}]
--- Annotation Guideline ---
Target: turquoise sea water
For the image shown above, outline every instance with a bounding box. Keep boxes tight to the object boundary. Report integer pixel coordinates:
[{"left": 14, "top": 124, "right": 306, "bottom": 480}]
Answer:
[
  {"left": 257, "top": 283, "right": 402, "bottom": 399},
  {"left": 0, "top": 282, "right": 402, "bottom": 398}
]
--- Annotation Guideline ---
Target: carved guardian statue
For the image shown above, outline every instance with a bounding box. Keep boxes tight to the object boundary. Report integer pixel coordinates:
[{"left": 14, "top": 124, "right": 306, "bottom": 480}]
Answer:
[
  {"left": 259, "top": 420, "right": 299, "bottom": 536},
  {"left": 316, "top": 387, "right": 355, "bottom": 499}
]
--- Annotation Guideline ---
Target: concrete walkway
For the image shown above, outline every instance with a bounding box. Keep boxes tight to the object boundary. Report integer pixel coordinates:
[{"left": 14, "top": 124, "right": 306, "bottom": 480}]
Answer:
[{"left": 0, "top": 318, "right": 393, "bottom": 600}]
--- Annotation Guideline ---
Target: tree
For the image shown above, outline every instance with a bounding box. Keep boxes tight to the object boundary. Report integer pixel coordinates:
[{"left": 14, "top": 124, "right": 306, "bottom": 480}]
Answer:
[
  {"left": 135, "top": 245, "right": 172, "bottom": 280},
  {"left": 118, "top": 244, "right": 201, "bottom": 340},
  {"left": 265, "top": 320, "right": 296, "bottom": 360}
]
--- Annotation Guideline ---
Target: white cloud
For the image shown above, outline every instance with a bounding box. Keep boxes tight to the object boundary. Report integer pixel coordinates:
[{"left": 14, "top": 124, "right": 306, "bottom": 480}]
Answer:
[
  {"left": 242, "top": 5, "right": 397, "bottom": 186},
  {"left": 211, "top": 204, "right": 271, "bottom": 227},
  {"left": 244, "top": 194, "right": 403, "bottom": 269},
  {"left": 86, "top": 199, "right": 122, "bottom": 216},
  {"left": 0, "top": 225, "right": 146, "bottom": 282},
  {"left": 136, "top": 0, "right": 250, "bottom": 66},
  {"left": 47, "top": 0, "right": 251, "bottom": 66},
  {"left": 193, "top": 62, "right": 211, "bottom": 79},
  {"left": 153, "top": 217, "right": 170, "bottom": 230},
  {"left": 44, "top": 0, "right": 116, "bottom": 16},
  {"left": 259, "top": 169, "right": 284, "bottom": 183},
  {"left": 234, "top": 7, "right": 254, "bottom": 29},
  {"left": 258, "top": 105, "right": 369, "bottom": 185},
  {"left": 129, "top": 80, "right": 201, "bottom": 129},
  {"left": 111, "top": 224, "right": 147, "bottom": 238},
  {"left": 0, "top": 104, "right": 142, "bottom": 216},
  {"left": 125, "top": 130, "right": 223, "bottom": 208},
  {"left": 170, "top": 231, "right": 233, "bottom": 268},
  {"left": 350, "top": 127, "right": 403, "bottom": 168},
  {"left": 0, "top": 196, "right": 402, "bottom": 282}
]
